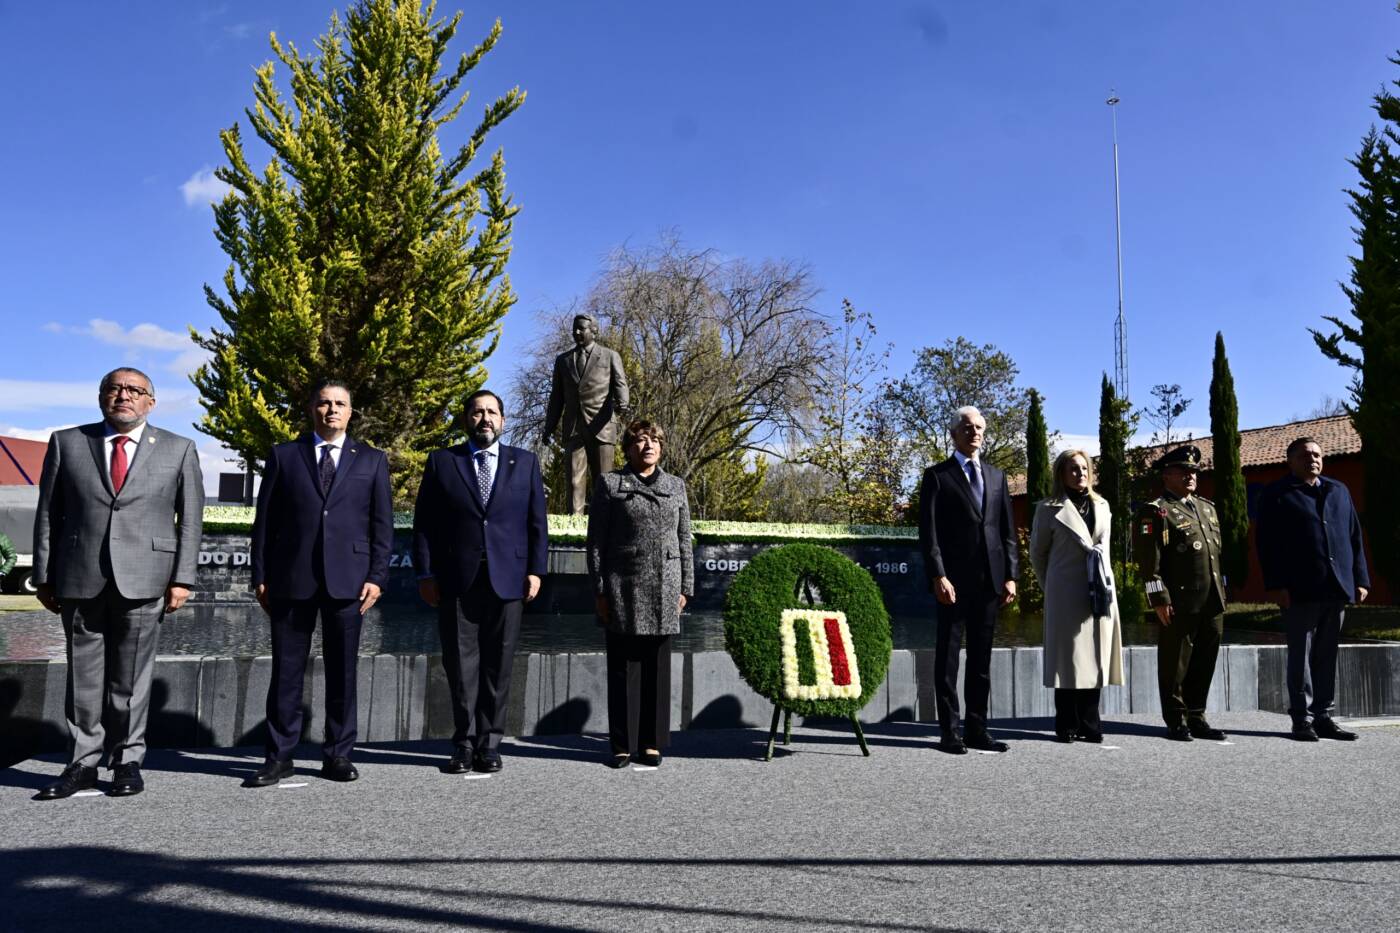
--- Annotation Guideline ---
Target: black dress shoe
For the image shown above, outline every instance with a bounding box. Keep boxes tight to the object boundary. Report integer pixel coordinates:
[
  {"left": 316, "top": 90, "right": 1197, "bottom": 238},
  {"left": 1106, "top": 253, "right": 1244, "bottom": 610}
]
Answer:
[
  {"left": 473, "top": 749, "right": 503, "bottom": 773},
  {"left": 1291, "top": 721, "right": 1320, "bottom": 742},
  {"left": 444, "top": 749, "right": 473, "bottom": 774},
  {"left": 937, "top": 734, "right": 968, "bottom": 755},
  {"left": 1188, "top": 721, "right": 1227, "bottom": 741},
  {"left": 322, "top": 757, "right": 359, "bottom": 782},
  {"left": 964, "top": 733, "right": 1009, "bottom": 753},
  {"left": 636, "top": 751, "right": 662, "bottom": 767},
  {"left": 109, "top": 762, "right": 144, "bottom": 797},
  {"left": 1054, "top": 731, "right": 1077, "bottom": 743},
  {"left": 605, "top": 753, "right": 631, "bottom": 769},
  {"left": 246, "top": 758, "right": 294, "bottom": 787},
  {"left": 1166, "top": 724, "right": 1194, "bottom": 742},
  {"left": 1314, "top": 719, "right": 1359, "bottom": 741},
  {"left": 36, "top": 764, "right": 98, "bottom": 800},
  {"left": 1077, "top": 729, "right": 1104, "bottom": 744}
]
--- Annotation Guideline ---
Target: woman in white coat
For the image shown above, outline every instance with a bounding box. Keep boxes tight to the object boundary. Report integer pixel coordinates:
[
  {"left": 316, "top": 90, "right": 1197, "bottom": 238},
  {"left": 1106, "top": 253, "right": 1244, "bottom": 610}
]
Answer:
[{"left": 1029, "top": 449, "right": 1124, "bottom": 743}]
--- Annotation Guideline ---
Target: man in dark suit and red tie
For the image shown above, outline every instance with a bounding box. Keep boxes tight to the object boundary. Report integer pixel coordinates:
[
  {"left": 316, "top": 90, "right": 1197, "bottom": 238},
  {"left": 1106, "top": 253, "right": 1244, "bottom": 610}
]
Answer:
[
  {"left": 247, "top": 379, "right": 393, "bottom": 786},
  {"left": 413, "top": 389, "right": 549, "bottom": 774},
  {"left": 918, "top": 405, "right": 1018, "bottom": 754},
  {"left": 33, "top": 367, "right": 204, "bottom": 800}
]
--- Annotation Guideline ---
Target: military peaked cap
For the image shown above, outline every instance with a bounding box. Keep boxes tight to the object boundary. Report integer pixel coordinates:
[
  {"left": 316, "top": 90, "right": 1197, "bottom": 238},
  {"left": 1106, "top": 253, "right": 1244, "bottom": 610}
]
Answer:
[{"left": 1154, "top": 444, "right": 1202, "bottom": 472}]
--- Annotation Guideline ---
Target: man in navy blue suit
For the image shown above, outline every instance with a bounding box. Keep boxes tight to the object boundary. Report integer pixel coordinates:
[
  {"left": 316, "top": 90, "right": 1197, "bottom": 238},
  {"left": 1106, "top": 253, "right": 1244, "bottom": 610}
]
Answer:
[
  {"left": 1256, "top": 436, "right": 1370, "bottom": 742},
  {"left": 413, "top": 389, "right": 548, "bottom": 773},
  {"left": 248, "top": 379, "right": 393, "bottom": 785}
]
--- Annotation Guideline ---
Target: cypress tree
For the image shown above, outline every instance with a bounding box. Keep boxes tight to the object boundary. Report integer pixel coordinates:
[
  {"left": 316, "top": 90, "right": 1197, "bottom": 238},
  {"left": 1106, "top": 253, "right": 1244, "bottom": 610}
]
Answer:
[
  {"left": 1209, "top": 332, "right": 1250, "bottom": 590},
  {"left": 1313, "top": 114, "right": 1400, "bottom": 594},
  {"left": 191, "top": 0, "right": 525, "bottom": 502},
  {"left": 1025, "top": 389, "right": 1051, "bottom": 517},
  {"left": 1097, "top": 374, "right": 1132, "bottom": 564}
]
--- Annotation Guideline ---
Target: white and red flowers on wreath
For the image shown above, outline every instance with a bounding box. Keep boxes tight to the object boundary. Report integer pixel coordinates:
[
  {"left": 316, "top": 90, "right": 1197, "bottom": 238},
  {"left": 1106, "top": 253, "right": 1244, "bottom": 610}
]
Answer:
[{"left": 779, "top": 609, "right": 862, "bottom": 701}]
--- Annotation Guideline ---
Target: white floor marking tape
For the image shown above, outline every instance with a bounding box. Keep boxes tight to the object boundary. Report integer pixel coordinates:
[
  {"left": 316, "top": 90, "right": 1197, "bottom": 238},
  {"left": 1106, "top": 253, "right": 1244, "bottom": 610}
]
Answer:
[
  {"left": 1099, "top": 745, "right": 1122, "bottom": 751},
  {"left": 72, "top": 790, "right": 103, "bottom": 797},
  {"left": 462, "top": 773, "right": 492, "bottom": 780},
  {"left": 1215, "top": 740, "right": 1236, "bottom": 746},
  {"left": 277, "top": 782, "right": 309, "bottom": 789},
  {"left": 970, "top": 749, "right": 1001, "bottom": 755},
  {"left": 630, "top": 765, "right": 658, "bottom": 771}
]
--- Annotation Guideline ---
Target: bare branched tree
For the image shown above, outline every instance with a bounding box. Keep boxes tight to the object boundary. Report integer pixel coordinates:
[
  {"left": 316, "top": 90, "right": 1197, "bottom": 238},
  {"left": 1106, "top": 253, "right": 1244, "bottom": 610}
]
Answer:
[{"left": 511, "top": 233, "right": 830, "bottom": 487}]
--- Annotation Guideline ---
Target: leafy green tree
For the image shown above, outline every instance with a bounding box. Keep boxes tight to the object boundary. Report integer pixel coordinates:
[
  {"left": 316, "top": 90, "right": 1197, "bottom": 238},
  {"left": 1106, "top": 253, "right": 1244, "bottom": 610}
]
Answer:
[
  {"left": 1097, "top": 374, "right": 1136, "bottom": 565},
  {"left": 1209, "top": 332, "right": 1250, "bottom": 590},
  {"left": 191, "top": 0, "right": 524, "bottom": 502},
  {"left": 883, "top": 337, "right": 1029, "bottom": 473},
  {"left": 1024, "top": 389, "right": 1051, "bottom": 514},
  {"left": 1313, "top": 116, "right": 1400, "bottom": 594}
]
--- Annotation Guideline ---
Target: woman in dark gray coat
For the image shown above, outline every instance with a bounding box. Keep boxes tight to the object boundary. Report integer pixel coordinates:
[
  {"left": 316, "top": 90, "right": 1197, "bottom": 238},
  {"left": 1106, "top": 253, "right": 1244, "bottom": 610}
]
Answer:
[{"left": 587, "top": 420, "right": 694, "bottom": 768}]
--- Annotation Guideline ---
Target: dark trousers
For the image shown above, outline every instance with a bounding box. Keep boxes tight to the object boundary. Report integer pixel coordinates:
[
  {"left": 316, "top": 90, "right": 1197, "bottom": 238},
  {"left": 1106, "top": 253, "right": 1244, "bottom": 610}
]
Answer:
[
  {"left": 266, "top": 590, "right": 363, "bottom": 760},
  {"left": 1282, "top": 601, "right": 1345, "bottom": 724},
  {"left": 437, "top": 568, "right": 522, "bottom": 752},
  {"left": 62, "top": 583, "right": 163, "bottom": 768},
  {"left": 605, "top": 631, "right": 672, "bottom": 754},
  {"left": 1054, "top": 688, "right": 1102, "bottom": 737},
  {"left": 933, "top": 590, "right": 999, "bottom": 735},
  {"left": 1156, "top": 610, "right": 1223, "bottom": 727}
]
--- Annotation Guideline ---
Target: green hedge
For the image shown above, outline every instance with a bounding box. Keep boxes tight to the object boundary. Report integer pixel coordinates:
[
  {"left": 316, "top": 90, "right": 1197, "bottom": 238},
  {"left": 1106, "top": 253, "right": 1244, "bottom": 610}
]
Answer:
[
  {"left": 198, "top": 506, "right": 918, "bottom": 545},
  {"left": 723, "top": 543, "right": 892, "bottom": 718}
]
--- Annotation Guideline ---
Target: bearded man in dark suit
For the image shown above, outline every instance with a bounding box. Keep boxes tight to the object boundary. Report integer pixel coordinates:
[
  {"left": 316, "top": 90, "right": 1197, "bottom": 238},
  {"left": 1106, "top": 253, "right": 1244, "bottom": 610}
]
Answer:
[
  {"left": 918, "top": 406, "right": 1018, "bottom": 754},
  {"left": 413, "top": 389, "right": 549, "bottom": 773}
]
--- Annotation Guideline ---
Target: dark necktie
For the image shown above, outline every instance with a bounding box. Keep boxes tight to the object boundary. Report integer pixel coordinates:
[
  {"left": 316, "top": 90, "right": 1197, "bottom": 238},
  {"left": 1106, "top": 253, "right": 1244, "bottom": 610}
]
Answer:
[
  {"left": 111, "top": 435, "right": 130, "bottom": 494},
  {"left": 476, "top": 450, "right": 493, "bottom": 505},
  {"left": 966, "top": 459, "right": 983, "bottom": 509},
  {"left": 319, "top": 444, "right": 336, "bottom": 495}
]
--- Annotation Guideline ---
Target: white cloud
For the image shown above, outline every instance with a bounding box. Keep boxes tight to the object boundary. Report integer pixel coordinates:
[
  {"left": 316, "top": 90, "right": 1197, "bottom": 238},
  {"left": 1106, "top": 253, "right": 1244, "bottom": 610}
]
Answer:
[
  {"left": 0, "top": 380, "right": 98, "bottom": 413},
  {"left": 0, "top": 422, "right": 76, "bottom": 443},
  {"left": 1053, "top": 434, "right": 1100, "bottom": 458},
  {"left": 50, "top": 318, "right": 189, "bottom": 352},
  {"left": 180, "top": 167, "right": 232, "bottom": 207}
]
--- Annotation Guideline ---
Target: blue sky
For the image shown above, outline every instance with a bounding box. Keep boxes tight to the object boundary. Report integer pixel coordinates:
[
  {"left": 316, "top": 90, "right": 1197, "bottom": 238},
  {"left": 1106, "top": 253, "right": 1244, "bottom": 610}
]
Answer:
[{"left": 1, "top": 2, "right": 1394, "bottom": 485}]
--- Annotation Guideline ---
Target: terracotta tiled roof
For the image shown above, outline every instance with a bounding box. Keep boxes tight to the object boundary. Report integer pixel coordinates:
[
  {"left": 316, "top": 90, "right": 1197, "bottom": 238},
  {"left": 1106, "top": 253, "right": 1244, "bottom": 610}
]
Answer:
[
  {"left": 1138, "top": 413, "right": 1360, "bottom": 470},
  {"left": 0, "top": 436, "right": 47, "bottom": 485},
  {"left": 1007, "top": 414, "right": 1361, "bottom": 496}
]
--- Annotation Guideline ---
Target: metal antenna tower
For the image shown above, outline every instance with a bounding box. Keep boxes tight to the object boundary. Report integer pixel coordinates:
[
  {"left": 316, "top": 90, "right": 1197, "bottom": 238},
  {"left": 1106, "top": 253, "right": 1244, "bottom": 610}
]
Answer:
[{"left": 1107, "top": 91, "right": 1128, "bottom": 402}]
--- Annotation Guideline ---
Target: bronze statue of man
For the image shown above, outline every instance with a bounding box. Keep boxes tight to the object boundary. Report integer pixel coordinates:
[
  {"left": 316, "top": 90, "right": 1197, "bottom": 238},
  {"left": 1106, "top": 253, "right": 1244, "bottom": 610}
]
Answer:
[{"left": 544, "top": 314, "right": 630, "bottom": 514}]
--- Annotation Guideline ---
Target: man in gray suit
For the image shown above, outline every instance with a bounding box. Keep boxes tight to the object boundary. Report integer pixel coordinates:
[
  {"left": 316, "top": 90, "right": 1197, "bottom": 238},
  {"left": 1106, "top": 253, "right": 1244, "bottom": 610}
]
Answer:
[
  {"left": 32, "top": 367, "right": 204, "bottom": 799},
  {"left": 544, "top": 314, "right": 630, "bottom": 514}
]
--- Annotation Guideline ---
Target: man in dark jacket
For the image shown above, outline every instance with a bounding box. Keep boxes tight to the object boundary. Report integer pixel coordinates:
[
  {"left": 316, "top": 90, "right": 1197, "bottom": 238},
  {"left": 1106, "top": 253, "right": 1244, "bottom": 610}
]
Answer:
[
  {"left": 248, "top": 379, "right": 393, "bottom": 786},
  {"left": 413, "top": 389, "right": 549, "bottom": 773},
  {"left": 918, "top": 406, "right": 1018, "bottom": 753},
  {"left": 1255, "top": 436, "right": 1369, "bottom": 742}
]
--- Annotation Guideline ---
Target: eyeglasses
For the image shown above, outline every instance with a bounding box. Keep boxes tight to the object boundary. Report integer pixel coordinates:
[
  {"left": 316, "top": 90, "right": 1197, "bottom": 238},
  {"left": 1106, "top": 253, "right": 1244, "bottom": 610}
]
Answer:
[{"left": 102, "top": 384, "right": 152, "bottom": 399}]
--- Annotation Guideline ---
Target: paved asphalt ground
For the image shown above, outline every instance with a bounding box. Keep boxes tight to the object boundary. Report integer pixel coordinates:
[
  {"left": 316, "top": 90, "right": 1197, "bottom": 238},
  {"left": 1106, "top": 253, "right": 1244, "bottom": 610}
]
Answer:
[{"left": 4, "top": 711, "right": 1399, "bottom": 932}]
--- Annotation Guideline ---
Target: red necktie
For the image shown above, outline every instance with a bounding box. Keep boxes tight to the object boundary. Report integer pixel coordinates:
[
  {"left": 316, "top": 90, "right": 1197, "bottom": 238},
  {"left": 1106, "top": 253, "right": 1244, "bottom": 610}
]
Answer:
[{"left": 111, "top": 435, "right": 130, "bottom": 494}]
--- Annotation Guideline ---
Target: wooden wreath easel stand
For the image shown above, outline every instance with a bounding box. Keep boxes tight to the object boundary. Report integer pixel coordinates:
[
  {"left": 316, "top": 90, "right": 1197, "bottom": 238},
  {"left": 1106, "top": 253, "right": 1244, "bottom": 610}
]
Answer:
[{"left": 764, "top": 704, "right": 870, "bottom": 761}]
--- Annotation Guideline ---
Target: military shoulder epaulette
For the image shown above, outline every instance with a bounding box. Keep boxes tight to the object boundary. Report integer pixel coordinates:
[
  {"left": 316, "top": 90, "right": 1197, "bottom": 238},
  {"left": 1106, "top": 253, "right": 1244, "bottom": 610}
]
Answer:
[{"left": 1195, "top": 495, "right": 1215, "bottom": 506}]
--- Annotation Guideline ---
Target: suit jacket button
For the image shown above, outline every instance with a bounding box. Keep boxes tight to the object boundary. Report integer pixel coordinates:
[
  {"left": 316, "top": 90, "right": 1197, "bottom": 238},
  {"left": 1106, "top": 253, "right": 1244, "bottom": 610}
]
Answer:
[
  {"left": 113, "top": 504, "right": 121, "bottom": 511},
  {"left": 483, "top": 519, "right": 489, "bottom": 525},
  {"left": 323, "top": 510, "right": 329, "bottom": 516}
]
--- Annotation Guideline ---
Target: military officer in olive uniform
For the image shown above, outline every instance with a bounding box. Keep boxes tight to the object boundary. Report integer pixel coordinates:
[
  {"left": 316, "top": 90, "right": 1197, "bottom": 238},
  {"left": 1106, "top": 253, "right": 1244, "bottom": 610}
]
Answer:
[{"left": 1133, "top": 445, "right": 1228, "bottom": 742}]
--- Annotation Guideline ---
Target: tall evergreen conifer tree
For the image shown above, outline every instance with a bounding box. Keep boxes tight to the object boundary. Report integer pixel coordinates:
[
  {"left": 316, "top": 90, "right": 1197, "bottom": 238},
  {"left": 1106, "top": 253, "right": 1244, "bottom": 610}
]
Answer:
[
  {"left": 1024, "top": 389, "right": 1050, "bottom": 521},
  {"left": 1313, "top": 83, "right": 1400, "bottom": 592},
  {"left": 1209, "top": 332, "right": 1250, "bottom": 589},
  {"left": 191, "top": 1, "right": 524, "bottom": 501},
  {"left": 1097, "top": 374, "right": 1132, "bottom": 563}
]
